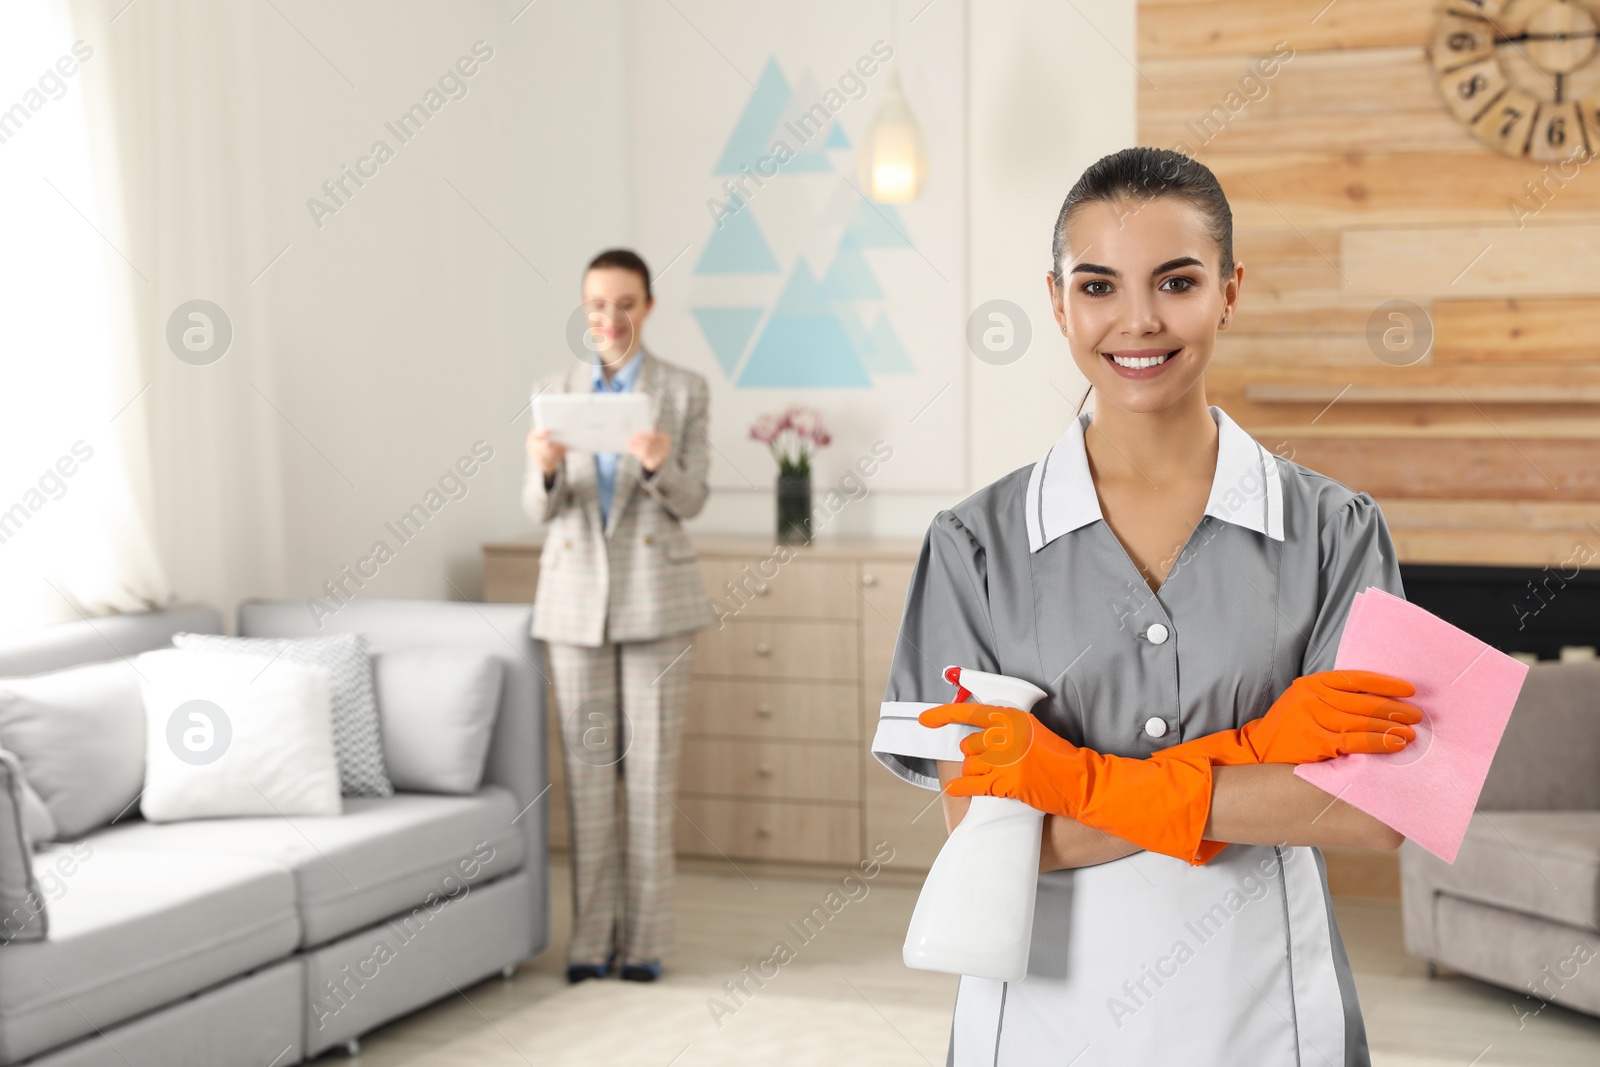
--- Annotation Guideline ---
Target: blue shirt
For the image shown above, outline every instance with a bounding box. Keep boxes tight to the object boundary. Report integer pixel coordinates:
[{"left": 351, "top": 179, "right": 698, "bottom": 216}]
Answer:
[{"left": 591, "top": 350, "right": 644, "bottom": 527}]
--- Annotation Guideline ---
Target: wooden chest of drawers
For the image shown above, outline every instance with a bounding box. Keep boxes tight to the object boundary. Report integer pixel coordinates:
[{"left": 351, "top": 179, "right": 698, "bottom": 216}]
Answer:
[{"left": 482, "top": 534, "right": 953, "bottom": 871}]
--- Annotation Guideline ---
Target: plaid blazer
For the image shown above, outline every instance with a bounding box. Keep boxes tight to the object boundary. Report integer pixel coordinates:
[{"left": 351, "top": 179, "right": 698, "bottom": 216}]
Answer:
[{"left": 521, "top": 348, "right": 717, "bottom": 646}]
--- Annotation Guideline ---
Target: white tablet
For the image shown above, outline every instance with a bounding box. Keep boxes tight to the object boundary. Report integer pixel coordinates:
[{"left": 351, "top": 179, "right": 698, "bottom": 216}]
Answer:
[{"left": 533, "top": 392, "right": 654, "bottom": 454}]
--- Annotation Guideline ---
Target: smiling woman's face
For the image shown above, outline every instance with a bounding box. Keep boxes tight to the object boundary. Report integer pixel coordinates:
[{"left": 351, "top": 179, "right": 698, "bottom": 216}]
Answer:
[
  {"left": 1048, "top": 195, "right": 1241, "bottom": 415},
  {"left": 582, "top": 266, "right": 653, "bottom": 363}
]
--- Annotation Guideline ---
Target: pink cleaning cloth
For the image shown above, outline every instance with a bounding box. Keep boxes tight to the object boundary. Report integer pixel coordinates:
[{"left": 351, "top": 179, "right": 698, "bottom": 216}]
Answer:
[{"left": 1293, "top": 586, "right": 1530, "bottom": 863}]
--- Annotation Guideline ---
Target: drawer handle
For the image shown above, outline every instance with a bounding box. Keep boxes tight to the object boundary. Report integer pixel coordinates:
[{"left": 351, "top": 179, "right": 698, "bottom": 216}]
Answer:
[
  {"left": 754, "top": 641, "right": 771, "bottom": 656},
  {"left": 862, "top": 573, "right": 878, "bottom": 587},
  {"left": 754, "top": 705, "right": 774, "bottom": 718},
  {"left": 756, "top": 825, "right": 773, "bottom": 838},
  {"left": 756, "top": 764, "right": 773, "bottom": 778}
]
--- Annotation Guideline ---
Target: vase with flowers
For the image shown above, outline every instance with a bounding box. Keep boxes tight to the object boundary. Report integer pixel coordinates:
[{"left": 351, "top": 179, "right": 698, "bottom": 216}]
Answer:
[{"left": 750, "top": 405, "right": 831, "bottom": 545}]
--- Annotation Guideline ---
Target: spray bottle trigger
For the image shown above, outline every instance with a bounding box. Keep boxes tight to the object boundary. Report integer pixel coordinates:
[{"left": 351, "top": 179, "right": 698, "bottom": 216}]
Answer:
[{"left": 943, "top": 665, "right": 973, "bottom": 704}]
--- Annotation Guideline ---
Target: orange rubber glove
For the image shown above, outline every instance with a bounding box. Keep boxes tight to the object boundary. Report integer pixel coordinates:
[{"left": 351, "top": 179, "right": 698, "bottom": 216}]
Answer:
[
  {"left": 918, "top": 703, "right": 1219, "bottom": 866},
  {"left": 1159, "top": 669, "right": 1421, "bottom": 769},
  {"left": 1153, "top": 669, "right": 1419, "bottom": 862}
]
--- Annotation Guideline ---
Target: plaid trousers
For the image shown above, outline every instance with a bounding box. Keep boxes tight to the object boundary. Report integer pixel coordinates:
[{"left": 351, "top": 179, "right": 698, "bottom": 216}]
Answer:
[{"left": 545, "top": 631, "right": 695, "bottom": 964}]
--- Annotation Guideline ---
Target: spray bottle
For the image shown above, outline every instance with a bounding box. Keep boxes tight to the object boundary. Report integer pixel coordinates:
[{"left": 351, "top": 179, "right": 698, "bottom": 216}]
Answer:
[{"left": 902, "top": 665, "right": 1050, "bottom": 982}]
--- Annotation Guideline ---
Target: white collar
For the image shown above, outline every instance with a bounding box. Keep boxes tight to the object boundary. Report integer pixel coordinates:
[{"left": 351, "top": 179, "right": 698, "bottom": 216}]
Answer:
[{"left": 1025, "top": 404, "right": 1284, "bottom": 553}]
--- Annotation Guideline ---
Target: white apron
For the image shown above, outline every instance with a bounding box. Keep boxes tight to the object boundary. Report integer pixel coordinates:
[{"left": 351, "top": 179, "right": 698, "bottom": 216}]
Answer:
[{"left": 949, "top": 845, "right": 1350, "bottom": 1065}]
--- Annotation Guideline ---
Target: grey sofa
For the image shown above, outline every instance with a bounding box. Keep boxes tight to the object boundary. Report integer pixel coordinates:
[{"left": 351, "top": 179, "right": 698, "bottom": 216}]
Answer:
[
  {"left": 0, "top": 598, "right": 550, "bottom": 1066},
  {"left": 1401, "top": 658, "right": 1600, "bottom": 1016}
]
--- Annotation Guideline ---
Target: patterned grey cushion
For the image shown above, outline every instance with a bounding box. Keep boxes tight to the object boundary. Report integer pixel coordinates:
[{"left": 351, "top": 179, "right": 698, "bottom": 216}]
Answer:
[{"left": 172, "top": 632, "right": 393, "bottom": 797}]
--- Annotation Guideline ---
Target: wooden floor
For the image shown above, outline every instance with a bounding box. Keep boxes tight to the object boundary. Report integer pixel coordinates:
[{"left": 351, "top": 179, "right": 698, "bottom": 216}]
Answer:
[{"left": 312, "top": 856, "right": 1600, "bottom": 1066}]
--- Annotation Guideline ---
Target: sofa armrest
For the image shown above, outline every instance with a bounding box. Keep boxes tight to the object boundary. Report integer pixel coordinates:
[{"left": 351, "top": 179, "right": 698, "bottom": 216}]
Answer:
[{"left": 1476, "top": 659, "right": 1600, "bottom": 812}]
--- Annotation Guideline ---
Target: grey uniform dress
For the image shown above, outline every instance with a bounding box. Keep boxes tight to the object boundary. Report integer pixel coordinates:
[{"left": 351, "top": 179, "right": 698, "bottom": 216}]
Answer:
[{"left": 871, "top": 404, "right": 1403, "bottom": 1067}]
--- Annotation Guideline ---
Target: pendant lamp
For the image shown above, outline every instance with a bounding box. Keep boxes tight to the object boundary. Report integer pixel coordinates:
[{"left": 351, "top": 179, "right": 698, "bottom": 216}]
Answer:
[{"left": 859, "top": 3, "right": 927, "bottom": 202}]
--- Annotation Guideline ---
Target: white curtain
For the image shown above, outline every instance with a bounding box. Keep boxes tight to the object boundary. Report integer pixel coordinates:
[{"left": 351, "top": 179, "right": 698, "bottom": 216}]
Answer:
[
  {"left": 62, "top": 0, "right": 298, "bottom": 626},
  {"left": 0, "top": 1, "right": 174, "bottom": 637}
]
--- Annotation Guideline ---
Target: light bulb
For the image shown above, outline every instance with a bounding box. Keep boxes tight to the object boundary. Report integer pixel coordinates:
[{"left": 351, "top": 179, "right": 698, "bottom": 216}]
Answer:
[{"left": 859, "top": 66, "right": 928, "bottom": 202}]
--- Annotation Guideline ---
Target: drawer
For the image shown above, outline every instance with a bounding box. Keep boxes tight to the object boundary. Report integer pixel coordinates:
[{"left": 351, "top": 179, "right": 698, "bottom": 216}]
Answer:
[
  {"left": 860, "top": 561, "right": 916, "bottom": 740},
  {"left": 674, "top": 795, "right": 860, "bottom": 864},
  {"left": 680, "top": 738, "right": 859, "bottom": 802},
  {"left": 857, "top": 559, "right": 914, "bottom": 619},
  {"left": 701, "top": 556, "right": 859, "bottom": 621},
  {"left": 860, "top": 560, "right": 915, "bottom": 679},
  {"left": 864, "top": 758, "right": 951, "bottom": 872},
  {"left": 688, "top": 677, "right": 859, "bottom": 742},
  {"left": 694, "top": 619, "right": 859, "bottom": 681}
]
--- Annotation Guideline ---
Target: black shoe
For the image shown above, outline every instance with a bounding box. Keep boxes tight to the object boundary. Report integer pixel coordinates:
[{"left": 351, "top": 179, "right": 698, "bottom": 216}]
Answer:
[
  {"left": 619, "top": 960, "right": 662, "bottom": 982},
  {"left": 566, "top": 952, "right": 616, "bottom": 984}
]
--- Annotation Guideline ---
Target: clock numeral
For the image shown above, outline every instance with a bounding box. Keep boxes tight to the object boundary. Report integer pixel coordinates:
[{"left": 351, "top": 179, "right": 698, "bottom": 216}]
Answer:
[
  {"left": 1439, "top": 58, "right": 1508, "bottom": 125},
  {"left": 1531, "top": 103, "right": 1588, "bottom": 163},
  {"left": 1431, "top": 14, "right": 1496, "bottom": 75},
  {"left": 1469, "top": 86, "right": 1538, "bottom": 155}
]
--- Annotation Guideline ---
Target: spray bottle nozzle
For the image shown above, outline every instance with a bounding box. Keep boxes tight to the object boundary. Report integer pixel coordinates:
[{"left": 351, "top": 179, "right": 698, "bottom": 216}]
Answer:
[{"left": 943, "top": 664, "right": 973, "bottom": 704}]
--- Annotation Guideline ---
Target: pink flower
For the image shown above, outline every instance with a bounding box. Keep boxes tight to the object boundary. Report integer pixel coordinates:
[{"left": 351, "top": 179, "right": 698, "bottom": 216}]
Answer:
[
  {"left": 752, "top": 406, "right": 831, "bottom": 469},
  {"left": 788, "top": 406, "right": 825, "bottom": 441},
  {"left": 749, "top": 414, "right": 781, "bottom": 444}
]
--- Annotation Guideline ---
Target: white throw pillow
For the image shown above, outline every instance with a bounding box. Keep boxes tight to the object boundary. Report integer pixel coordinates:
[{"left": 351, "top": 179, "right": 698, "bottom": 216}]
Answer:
[
  {"left": 172, "top": 632, "right": 393, "bottom": 798},
  {"left": 372, "top": 650, "right": 503, "bottom": 794},
  {"left": 138, "top": 648, "right": 342, "bottom": 822},
  {"left": 0, "top": 659, "right": 145, "bottom": 839}
]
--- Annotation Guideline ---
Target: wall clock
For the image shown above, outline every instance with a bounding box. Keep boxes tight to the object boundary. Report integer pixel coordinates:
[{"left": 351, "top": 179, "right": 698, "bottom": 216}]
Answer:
[{"left": 1430, "top": 0, "right": 1600, "bottom": 161}]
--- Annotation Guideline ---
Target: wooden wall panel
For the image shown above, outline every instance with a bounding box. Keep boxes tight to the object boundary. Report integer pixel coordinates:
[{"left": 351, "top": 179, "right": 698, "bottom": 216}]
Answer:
[
  {"left": 1210, "top": 363, "right": 1600, "bottom": 398},
  {"left": 1344, "top": 223, "right": 1600, "bottom": 297},
  {"left": 1206, "top": 152, "right": 1600, "bottom": 229},
  {"left": 1227, "top": 300, "right": 1382, "bottom": 334},
  {"left": 1209, "top": 368, "right": 1600, "bottom": 437},
  {"left": 1433, "top": 299, "right": 1600, "bottom": 363},
  {"left": 1138, "top": 0, "right": 1600, "bottom": 566},
  {"left": 1146, "top": 110, "right": 1475, "bottom": 156},
  {"left": 1266, "top": 438, "right": 1600, "bottom": 500},
  {"left": 1139, "top": 1, "right": 1434, "bottom": 59},
  {"left": 1382, "top": 500, "right": 1600, "bottom": 566},
  {"left": 1212, "top": 335, "right": 1385, "bottom": 367},
  {"left": 1142, "top": 49, "right": 1471, "bottom": 154}
]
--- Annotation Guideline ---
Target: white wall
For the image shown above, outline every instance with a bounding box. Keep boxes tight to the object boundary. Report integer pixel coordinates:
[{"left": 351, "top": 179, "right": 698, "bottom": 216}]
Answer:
[
  {"left": 690, "top": 0, "right": 1138, "bottom": 539},
  {"left": 86, "top": 0, "right": 1135, "bottom": 615},
  {"left": 965, "top": 1, "right": 1136, "bottom": 490}
]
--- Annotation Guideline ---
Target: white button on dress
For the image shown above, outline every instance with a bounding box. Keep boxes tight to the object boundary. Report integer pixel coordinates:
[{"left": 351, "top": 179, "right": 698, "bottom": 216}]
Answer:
[
  {"left": 1143, "top": 717, "right": 1168, "bottom": 738},
  {"left": 1146, "top": 622, "right": 1169, "bottom": 644}
]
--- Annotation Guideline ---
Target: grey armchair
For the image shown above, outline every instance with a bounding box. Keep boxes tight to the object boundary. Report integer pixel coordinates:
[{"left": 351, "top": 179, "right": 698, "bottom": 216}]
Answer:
[{"left": 1400, "top": 659, "right": 1600, "bottom": 1016}]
